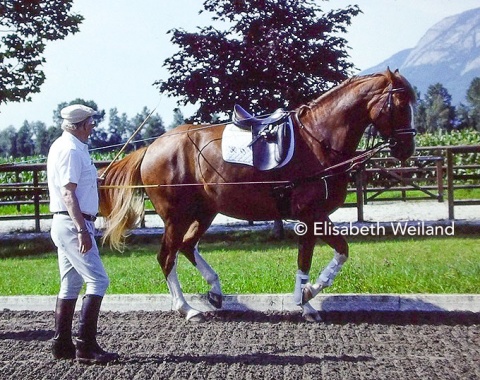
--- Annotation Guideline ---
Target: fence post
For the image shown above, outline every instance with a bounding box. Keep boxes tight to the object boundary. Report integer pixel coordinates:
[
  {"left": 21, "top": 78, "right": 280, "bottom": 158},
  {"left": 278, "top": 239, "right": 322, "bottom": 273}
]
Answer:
[
  {"left": 33, "top": 169, "right": 41, "bottom": 232},
  {"left": 447, "top": 149, "right": 454, "bottom": 220},
  {"left": 436, "top": 157, "right": 444, "bottom": 202},
  {"left": 355, "top": 167, "right": 364, "bottom": 222}
]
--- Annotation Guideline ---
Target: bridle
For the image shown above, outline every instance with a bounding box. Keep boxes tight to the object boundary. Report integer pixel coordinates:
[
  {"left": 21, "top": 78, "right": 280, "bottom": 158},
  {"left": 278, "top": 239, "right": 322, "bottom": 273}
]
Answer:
[{"left": 367, "top": 85, "right": 416, "bottom": 150}]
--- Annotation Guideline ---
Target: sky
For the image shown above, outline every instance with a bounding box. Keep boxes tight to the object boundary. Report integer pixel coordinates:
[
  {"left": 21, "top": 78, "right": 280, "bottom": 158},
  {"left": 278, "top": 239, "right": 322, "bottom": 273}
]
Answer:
[{"left": 1, "top": 0, "right": 480, "bottom": 131}]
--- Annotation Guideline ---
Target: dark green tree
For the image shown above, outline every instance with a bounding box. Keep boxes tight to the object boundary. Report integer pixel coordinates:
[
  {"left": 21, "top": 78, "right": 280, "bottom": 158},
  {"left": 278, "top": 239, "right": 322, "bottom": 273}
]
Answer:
[
  {"left": 466, "top": 77, "right": 480, "bottom": 131},
  {"left": 30, "top": 120, "right": 49, "bottom": 155},
  {"left": 16, "top": 121, "right": 34, "bottom": 156},
  {"left": 156, "top": 0, "right": 361, "bottom": 122},
  {"left": 168, "top": 107, "right": 185, "bottom": 130},
  {"left": 131, "top": 107, "right": 166, "bottom": 147},
  {"left": 0, "top": 126, "right": 17, "bottom": 157},
  {"left": 0, "top": 0, "right": 83, "bottom": 105},
  {"left": 424, "top": 83, "right": 455, "bottom": 132},
  {"left": 414, "top": 88, "right": 428, "bottom": 134},
  {"left": 107, "top": 108, "right": 128, "bottom": 146},
  {"left": 454, "top": 104, "right": 471, "bottom": 131},
  {"left": 47, "top": 125, "right": 62, "bottom": 146}
]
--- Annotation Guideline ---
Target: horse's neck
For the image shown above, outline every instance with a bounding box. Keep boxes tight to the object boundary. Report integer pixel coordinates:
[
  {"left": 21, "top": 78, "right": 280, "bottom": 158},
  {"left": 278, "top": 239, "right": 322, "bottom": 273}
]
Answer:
[{"left": 298, "top": 79, "right": 383, "bottom": 164}]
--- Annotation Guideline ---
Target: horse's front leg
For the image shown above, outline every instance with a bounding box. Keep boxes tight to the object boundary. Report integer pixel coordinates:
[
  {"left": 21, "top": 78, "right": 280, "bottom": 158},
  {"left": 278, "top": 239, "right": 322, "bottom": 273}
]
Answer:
[
  {"left": 180, "top": 219, "right": 223, "bottom": 309},
  {"left": 302, "top": 217, "right": 349, "bottom": 304},
  {"left": 158, "top": 226, "right": 204, "bottom": 323},
  {"left": 295, "top": 222, "right": 322, "bottom": 322}
]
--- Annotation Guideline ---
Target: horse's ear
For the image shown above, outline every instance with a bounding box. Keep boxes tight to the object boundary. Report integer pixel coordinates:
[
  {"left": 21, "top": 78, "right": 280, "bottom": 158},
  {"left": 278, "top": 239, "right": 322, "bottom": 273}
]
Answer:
[{"left": 385, "top": 67, "right": 395, "bottom": 81}]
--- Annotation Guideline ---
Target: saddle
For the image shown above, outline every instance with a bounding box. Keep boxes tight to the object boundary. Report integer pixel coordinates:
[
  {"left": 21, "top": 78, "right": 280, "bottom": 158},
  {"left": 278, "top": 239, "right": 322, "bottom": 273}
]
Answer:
[{"left": 223, "top": 104, "right": 294, "bottom": 171}]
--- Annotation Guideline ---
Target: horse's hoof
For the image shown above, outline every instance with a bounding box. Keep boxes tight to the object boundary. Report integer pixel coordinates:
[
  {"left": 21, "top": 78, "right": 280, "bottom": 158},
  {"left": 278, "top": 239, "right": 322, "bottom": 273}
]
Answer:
[
  {"left": 186, "top": 309, "right": 205, "bottom": 323},
  {"left": 302, "top": 311, "right": 322, "bottom": 323},
  {"left": 207, "top": 291, "right": 223, "bottom": 309},
  {"left": 302, "top": 284, "right": 314, "bottom": 304},
  {"left": 301, "top": 302, "right": 322, "bottom": 323}
]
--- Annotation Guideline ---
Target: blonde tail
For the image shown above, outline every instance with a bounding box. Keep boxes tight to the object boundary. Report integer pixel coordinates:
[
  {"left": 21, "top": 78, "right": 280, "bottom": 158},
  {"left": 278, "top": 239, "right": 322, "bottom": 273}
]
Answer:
[{"left": 99, "top": 147, "right": 147, "bottom": 251}]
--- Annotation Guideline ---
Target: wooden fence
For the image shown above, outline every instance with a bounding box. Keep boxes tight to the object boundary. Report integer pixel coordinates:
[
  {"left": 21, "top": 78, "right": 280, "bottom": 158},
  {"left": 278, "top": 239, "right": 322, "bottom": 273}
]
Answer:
[
  {"left": 446, "top": 145, "right": 480, "bottom": 219},
  {"left": 0, "top": 145, "right": 479, "bottom": 231}
]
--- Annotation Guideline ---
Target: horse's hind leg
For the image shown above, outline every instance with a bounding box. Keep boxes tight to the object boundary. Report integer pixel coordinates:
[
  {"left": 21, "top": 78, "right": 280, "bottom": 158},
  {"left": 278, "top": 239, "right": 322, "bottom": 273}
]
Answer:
[
  {"left": 180, "top": 218, "right": 223, "bottom": 309},
  {"left": 158, "top": 223, "right": 205, "bottom": 322}
]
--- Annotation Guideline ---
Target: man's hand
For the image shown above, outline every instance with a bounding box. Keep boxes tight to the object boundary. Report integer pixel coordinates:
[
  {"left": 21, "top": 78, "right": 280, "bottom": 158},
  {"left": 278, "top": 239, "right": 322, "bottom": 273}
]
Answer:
[{"left": 78, "top": 229, "right": 93, "bottom": 254}]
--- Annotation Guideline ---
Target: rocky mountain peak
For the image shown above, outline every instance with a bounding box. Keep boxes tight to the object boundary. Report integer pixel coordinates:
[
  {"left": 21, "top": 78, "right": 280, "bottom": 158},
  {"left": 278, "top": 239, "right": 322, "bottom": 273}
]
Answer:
[{"left": 363, "top": 7, "right": 480, "bottom": 104}]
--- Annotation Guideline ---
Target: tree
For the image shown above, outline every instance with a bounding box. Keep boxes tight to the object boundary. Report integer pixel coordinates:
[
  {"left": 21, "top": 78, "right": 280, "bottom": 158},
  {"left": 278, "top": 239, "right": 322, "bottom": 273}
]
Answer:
[
  {"left": 424, "top": 83, "right": 455, "bottom": 132},
  {"left": 0, "top": 0, "right": 83, "bottom": 105},
  {"left": 130, "top": 107, "right": 166, "bottom": 147},
  {"left": 29, "top": 120, "right": 50, "bottom": 155},
  {"left": 466, "top": 77, "right": 480, "bottom": 131},
  {"left": 16, "top": 121, "right": 34, "bottom": 156},
  {"left": 168, "top": 108, "right": 185, "bottom": 130},
  {"left": 0, "top": 126, "right": 17, "bottom": 157},
  {"left": 107, "top": 108, "right": 128, "bottom": 146},
  {"left": 454, "top": 104, "right": 471, "bottom": 131},
  {"left": 414, "top": 88, "right": 428, "bottom": 134},
  {"left": 156, "top": 0, "right": 361, "bottom": 122}
]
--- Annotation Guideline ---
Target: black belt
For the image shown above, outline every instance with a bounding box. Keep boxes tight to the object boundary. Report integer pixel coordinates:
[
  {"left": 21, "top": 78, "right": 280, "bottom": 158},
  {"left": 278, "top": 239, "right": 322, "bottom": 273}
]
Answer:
[{"left": 54, "top": 211, "right": 97, "bottom": 222}]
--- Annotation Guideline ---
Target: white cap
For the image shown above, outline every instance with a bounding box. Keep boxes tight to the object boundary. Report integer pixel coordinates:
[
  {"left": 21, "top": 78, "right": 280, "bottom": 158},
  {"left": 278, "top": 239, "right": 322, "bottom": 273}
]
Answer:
[{"left": 61, "top": 104, "right": 96, "bottom": 129}]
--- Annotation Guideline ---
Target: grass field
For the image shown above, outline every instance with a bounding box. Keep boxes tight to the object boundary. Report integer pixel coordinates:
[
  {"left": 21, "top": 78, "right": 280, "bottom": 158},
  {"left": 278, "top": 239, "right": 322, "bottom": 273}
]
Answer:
[{"left": 0, "top": 231, "right": 478, "bottom": 296}]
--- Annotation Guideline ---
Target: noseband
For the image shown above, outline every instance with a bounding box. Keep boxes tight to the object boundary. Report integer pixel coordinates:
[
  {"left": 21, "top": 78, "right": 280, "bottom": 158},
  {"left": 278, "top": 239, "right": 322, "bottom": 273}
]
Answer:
[{"left": 370, "top": 86, "right": 416, "bottom": 149}]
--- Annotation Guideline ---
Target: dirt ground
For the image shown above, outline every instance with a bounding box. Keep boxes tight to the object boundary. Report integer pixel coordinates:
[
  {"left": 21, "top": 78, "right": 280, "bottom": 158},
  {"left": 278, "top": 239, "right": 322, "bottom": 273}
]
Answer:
[{"left": 1, "top": 309, "right": 479, "bottom": 380}]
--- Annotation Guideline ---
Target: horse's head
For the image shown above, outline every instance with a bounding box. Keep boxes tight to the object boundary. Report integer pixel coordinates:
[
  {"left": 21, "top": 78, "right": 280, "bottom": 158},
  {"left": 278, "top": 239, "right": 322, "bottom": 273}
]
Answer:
[{"left": 369, "top": 68, "right": 417, "bottom": 161}]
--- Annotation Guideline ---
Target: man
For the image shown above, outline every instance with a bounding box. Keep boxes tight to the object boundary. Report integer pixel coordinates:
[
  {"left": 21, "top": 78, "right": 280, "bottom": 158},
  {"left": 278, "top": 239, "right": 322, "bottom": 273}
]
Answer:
[{"left": 47, "top": 104, "right": 118, "bottom": 364}]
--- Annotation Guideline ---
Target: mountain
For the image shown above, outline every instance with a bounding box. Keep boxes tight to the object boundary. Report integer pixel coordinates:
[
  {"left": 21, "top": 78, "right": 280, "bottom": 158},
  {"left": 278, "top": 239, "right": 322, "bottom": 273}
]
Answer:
[{"left": 362, "top": 7, "right": 480, "bottom": 104}]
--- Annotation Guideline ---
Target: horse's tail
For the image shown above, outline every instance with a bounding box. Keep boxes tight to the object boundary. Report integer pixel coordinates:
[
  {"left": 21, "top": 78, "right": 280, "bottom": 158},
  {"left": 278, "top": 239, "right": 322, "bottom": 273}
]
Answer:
[{"left": 99, "top": 147, "right": 148, "bottom": 251}]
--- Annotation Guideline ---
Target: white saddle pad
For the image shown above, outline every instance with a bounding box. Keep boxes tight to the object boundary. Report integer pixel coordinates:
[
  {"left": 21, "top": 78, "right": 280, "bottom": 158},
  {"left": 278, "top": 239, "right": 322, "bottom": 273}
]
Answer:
[
  {"left": 221, "top": 122, "right": 295, "bottom": 169},
  {"left": 221, "top": 124, "right": 254, "bottom": 166}
]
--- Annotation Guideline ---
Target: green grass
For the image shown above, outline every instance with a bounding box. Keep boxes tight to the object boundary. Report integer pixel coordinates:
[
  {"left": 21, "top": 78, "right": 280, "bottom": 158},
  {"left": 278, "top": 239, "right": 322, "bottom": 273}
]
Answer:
[
  {"left": 0, "top": 232, "right": 478, "bottom": 296},
  {"left": 454, "top": 188, "right": 480, "bottom": 199},
  {"left": 339, "top": 188, "right": 480, "bottom": 205}
]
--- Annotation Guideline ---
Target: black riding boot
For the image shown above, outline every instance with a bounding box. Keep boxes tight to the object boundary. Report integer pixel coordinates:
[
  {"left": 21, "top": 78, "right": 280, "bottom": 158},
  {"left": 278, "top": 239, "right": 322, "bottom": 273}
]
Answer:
[
  {"left": 75, "top": 294, "right": 119, "bottom": 364},
  {"left": 52, "top": 297, "right": 77, "bottom": 359}
]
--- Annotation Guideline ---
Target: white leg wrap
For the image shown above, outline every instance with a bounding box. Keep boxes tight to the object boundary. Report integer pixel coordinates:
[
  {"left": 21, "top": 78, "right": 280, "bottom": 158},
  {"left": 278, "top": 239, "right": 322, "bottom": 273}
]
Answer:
[
  {"left": 194, "top": 248, "right": 222, "bottom": 295},
  {"left": 314, "top": 250, "right": 347, "bottom": 293},
  {"left": 166, "top": 255, "right": 201, "bottom": 320},
  {"left": 166, "top": 259, "right": 187, "bottom": 311},
  {"left": 304, "top": 251, "right": 348, "bottom": 302},
  {"left": 294, "top": 270, "right": 310, "bottom": 305}
]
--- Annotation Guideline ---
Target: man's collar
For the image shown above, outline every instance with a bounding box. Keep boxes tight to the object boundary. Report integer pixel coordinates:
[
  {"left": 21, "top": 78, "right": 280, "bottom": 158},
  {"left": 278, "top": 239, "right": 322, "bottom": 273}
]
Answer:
[{"left": 62, "top": 130, "right": 88, "bottom": 150}]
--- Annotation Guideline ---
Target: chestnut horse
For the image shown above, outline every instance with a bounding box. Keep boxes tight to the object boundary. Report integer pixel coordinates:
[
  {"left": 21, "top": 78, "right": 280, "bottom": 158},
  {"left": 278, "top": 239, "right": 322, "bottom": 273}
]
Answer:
[{"left": 99, "top": 69, "right": 416, "bottom": 322}]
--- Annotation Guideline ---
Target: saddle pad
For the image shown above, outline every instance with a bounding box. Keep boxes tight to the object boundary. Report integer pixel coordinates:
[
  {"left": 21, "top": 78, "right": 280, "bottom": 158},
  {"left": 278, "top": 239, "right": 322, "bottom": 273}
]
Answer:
[
  {"left": 222, "top": 121, "right": 295, "bottom": 170},
  {"left": 221, "top": 124, "right": 254, "bottom": 166}
]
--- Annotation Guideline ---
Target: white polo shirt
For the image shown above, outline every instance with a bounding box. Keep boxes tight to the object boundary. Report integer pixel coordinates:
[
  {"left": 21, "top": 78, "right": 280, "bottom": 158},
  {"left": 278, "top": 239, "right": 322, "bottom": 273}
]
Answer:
[{"left": 47, "top": 131, "right": 98, "bottom": 216}]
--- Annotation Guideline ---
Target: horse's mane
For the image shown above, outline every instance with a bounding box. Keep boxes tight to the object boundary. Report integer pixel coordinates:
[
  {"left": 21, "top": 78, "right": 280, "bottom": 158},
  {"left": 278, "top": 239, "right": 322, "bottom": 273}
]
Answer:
[
  {"left": 298, "top": 70, "right": 415, "bottom": 114},
  {"left": 302, "top": 73, "right": 384, "bottom": 109}
]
